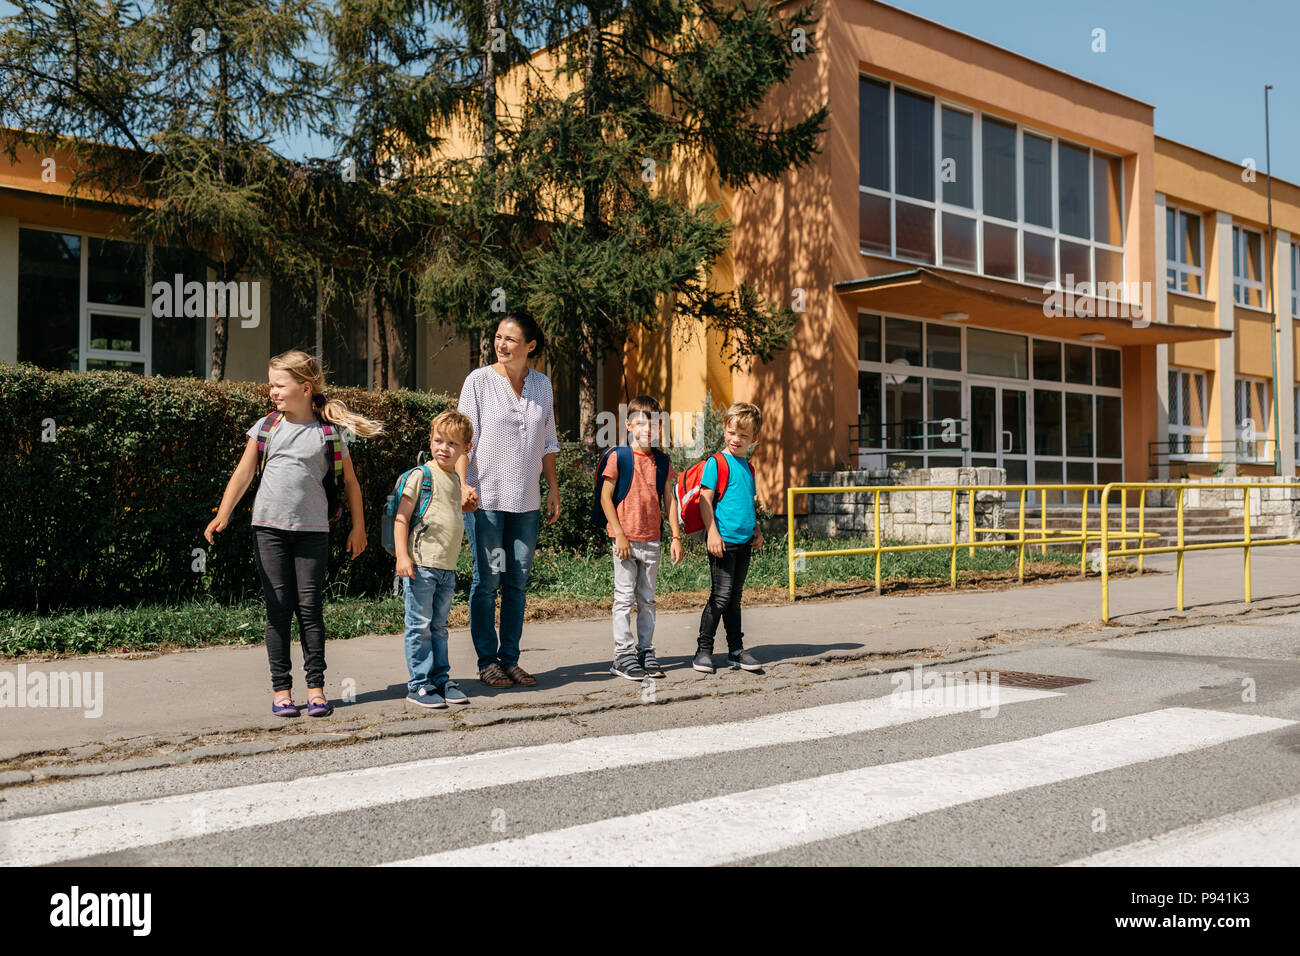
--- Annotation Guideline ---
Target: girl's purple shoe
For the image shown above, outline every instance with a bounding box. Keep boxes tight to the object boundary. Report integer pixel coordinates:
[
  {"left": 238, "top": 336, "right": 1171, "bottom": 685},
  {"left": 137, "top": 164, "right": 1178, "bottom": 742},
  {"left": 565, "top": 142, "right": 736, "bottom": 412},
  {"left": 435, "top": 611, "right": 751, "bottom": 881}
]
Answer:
[
  {"left": 307, "top": 695, "right": 333, "bottom": 718},
  {"left": 272, "top": 697, "right": 300, "bottom": 717}
]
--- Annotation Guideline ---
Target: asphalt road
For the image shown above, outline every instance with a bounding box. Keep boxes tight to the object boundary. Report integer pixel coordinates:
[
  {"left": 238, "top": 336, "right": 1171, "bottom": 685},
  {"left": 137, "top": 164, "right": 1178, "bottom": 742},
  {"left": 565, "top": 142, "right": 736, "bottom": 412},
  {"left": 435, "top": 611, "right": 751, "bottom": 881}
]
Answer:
[{"left": 2, "top": 613, "right": 1298, "bottom": 867}]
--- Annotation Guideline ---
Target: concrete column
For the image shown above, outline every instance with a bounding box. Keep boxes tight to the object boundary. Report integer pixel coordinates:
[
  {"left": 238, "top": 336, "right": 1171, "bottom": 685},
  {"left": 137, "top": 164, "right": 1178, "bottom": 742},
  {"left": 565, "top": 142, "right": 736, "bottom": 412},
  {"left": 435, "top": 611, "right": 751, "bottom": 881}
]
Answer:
[
  {"left": 1278, "top": 230, "right": 1295, "bottom": 473},
  {"left": 0, "top": 217, "right": 18, "bottom": 363},
  {"left": 1212, "top": 212, "right": 1237, "bottom": 475},
  {"left": 1153, "top": 193, "right": 1170, "bottom": 479}
]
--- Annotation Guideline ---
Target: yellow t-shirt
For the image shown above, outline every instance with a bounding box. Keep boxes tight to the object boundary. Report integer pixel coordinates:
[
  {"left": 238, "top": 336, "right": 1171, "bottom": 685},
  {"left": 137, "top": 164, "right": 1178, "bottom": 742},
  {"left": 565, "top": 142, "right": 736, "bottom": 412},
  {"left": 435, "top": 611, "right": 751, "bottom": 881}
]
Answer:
[{"left": 400, "top": 466, "right": 463, "bottom": 571}]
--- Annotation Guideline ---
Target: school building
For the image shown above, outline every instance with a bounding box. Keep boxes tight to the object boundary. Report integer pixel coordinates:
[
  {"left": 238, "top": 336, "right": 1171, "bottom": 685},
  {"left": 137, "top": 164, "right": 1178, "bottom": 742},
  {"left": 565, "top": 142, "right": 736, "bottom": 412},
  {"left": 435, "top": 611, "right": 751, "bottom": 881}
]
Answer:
[{"left": 2, "top": 0, "right": 1298, "bottom": 514}]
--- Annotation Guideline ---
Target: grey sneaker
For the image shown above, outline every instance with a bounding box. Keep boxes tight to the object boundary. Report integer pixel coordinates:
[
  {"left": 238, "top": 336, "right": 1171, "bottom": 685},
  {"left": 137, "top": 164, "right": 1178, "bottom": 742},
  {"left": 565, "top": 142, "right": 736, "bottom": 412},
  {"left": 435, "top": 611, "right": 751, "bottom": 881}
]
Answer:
[
  {"left": 728, "top": 649, "right": 762, "bottom": 671},
  {"left": 610, "top": 656, "right": 648, "bottom": 681},
  {"left": 638, "top": 650, "right": 666, "bottom": 678},
  {"left": 406, "top": 686, "right": 447, "bottom": 708},
  {"left": 438, "top": 680, "right": 470, "bottom": 705},
  {"left": 692, "top": 649, "right": 715, "bottom": 674}
]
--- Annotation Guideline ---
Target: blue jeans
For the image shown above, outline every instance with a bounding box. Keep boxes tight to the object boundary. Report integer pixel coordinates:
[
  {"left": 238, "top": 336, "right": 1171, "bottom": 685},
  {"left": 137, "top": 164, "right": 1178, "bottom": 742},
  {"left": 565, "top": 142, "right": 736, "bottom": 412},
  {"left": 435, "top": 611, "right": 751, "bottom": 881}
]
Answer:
[
  {"left": 462, "top": 508, "right": 540, "bottom": 671},
  {"left": 402, "top": 566, "right": 456, "bottom": 693}
]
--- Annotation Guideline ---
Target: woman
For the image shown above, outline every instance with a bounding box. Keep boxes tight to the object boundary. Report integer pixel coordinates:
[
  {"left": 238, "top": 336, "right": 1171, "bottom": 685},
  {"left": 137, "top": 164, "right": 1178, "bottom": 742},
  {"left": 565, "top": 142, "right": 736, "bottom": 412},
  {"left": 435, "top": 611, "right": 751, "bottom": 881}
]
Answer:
[{"left": 456, "top": 314, "right": 561, "bottom": 688}]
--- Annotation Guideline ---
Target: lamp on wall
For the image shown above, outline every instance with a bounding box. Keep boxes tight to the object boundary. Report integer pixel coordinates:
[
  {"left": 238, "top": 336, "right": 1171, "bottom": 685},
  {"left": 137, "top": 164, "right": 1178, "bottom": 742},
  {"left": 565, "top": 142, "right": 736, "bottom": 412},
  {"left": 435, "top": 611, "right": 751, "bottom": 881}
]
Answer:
[
  {"left": 1081, "top": 333, "right": 1106, "bottom": 342},
  {"left": 940, "top": 311, "right": 969, "bottom": 322}
]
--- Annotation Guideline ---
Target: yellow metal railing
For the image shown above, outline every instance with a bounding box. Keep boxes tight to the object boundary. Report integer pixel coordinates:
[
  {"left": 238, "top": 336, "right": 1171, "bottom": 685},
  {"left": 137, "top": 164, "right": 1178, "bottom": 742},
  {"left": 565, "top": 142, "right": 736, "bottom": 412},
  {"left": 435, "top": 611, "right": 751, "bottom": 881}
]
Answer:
[
  {"left": 1099, "top": 481, "right": 1300, "bottom": 621},
  {"left": 785, "top": 483, "right": 1155, "bottom": 600}
]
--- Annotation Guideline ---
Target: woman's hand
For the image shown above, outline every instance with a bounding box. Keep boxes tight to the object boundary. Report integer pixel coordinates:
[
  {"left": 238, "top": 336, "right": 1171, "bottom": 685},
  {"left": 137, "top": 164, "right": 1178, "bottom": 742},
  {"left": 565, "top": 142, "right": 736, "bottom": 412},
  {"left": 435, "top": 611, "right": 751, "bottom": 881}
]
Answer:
[
  {"left": 347, "top": 526, "right": 367, "bottom": 559},
  {"left": 546, "top": 484, "right": 561, "bottom": 525},
  {"left": 460, "top": 483, "right": 478, "bottom": 513},
  {"left": 203, "top": 515, "right": 227, "bottom": 544}
]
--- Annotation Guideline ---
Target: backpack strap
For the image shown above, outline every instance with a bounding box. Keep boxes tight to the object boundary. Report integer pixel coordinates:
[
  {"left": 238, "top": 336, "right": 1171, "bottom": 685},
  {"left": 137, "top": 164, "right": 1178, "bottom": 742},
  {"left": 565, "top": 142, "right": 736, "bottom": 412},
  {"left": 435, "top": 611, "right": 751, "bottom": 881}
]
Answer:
[
  {"left": 613, "top": 445, "right": 634, "bottom": 506},
  {"left": 652, "top": 449, "right": 670, "bottom": 506},
  {"left": 711, "top": 451, "right": 731, "bottom": 505},
  {"left": 256, "top": 411, "right": 285, "bottom": 475},
  {"left": 413, "top": 465, "right": 434, "bottom": 521}
]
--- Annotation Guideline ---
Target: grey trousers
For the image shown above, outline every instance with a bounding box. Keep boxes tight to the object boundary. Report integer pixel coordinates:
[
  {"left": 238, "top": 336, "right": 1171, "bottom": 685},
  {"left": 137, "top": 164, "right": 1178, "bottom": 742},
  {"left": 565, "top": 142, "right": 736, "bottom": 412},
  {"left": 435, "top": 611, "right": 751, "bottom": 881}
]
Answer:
[{"left": 611, "top": 539, "right": 661, "bottom": 660}]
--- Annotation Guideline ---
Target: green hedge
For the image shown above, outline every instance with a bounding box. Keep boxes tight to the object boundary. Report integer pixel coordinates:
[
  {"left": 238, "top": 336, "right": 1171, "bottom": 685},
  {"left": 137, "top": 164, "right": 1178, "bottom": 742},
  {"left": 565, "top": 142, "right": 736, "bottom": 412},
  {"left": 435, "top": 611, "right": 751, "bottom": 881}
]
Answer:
[{"left": 0, "top": 364, "right": 455, "bottom": 612}]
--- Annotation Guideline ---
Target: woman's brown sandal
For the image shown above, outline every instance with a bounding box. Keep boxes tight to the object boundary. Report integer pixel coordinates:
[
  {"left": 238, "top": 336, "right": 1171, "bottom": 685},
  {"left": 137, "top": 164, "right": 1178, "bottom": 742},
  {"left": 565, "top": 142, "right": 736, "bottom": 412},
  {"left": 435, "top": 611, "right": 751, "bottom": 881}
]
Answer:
[
  {"left": 504, "top": 664, "right": 536, "bottom": 686},
  {"left": 478, "top": 663, "right": 513, "bottom": 688}
]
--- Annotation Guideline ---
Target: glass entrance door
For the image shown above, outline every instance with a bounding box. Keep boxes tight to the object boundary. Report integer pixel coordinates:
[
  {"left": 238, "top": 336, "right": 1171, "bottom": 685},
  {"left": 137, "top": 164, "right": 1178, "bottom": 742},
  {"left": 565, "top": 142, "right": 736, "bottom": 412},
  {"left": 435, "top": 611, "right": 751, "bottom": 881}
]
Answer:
[{"left": 968, "top": 383, "right": 1028, "bottom": 483}]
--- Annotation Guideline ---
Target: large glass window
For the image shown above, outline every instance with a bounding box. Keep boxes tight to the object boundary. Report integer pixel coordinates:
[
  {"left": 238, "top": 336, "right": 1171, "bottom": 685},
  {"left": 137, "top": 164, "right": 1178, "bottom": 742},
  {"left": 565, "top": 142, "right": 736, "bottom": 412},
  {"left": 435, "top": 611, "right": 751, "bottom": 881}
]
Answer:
[
  {"left": 859, "top": 77, "right": 890, "bottom": 191},
  {"left": 1065, "top": 392, "right": 1093, "bottom": 457},
  {"left": 857, "top": 75, "right": 1125, "bottom": 291},
  {"left": 1166, "top": 206, "right": 1203, "bottom": 295},
  {"left": 1235, "top": 377, "right": 1270, "bottom": 460},
  {"left": 1034, "top": 389, "right": 1063, "bottom": 457},
  {"left": 1292, "top": 244, "right": 1299, "bottom": 318},
  {"left": 967, "top": 328, "right": 1027, "bottom": 378},
  {"left": 1233, "top": 225, "right": 1264, "bottom": 308},
  {"left": 941, "top": 108, "right": 973, "bottom": 208},
  {"left": 17, "top": 229, "right": 81, "bottom": 371},
  {"left": 894, "top": 89, "right": 934, "bottom": 201}
]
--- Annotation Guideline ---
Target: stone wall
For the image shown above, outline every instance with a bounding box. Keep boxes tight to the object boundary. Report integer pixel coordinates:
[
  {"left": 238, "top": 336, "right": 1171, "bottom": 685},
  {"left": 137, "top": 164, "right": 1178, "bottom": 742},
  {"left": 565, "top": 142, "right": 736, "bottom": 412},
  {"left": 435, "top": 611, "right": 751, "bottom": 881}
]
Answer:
[
  {"left": 805, "top": 467, "right": 1007, "bottom": 543},
  {"left": 1150, "top": 476, "right": 1300, "bottom": 537}
]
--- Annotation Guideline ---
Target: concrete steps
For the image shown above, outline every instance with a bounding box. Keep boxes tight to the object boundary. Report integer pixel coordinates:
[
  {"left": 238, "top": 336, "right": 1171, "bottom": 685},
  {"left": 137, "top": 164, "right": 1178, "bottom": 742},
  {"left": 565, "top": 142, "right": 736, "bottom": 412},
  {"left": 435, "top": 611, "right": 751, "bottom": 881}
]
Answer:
[{"left": 1001, "top": 506, "right": 1277, "bottom": 548}]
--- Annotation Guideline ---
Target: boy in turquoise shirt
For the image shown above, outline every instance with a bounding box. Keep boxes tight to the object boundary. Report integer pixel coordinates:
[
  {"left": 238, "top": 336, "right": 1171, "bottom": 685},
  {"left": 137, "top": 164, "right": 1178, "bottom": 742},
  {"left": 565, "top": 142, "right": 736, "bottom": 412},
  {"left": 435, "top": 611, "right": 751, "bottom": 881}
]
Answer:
[{"left": 694, "top": 402, "right": 765, "bottom": 673}]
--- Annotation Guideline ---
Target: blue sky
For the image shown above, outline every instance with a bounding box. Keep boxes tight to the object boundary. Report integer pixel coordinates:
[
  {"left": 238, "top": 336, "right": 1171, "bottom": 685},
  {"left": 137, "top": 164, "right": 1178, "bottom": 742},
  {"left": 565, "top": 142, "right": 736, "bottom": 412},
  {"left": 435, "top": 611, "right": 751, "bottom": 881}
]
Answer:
[
  {"left": 885, "top": 0, "right": 1300, "bottom": 182},
  {"left": 2, "top": 0, "right": 1297, "bottom": 182}
]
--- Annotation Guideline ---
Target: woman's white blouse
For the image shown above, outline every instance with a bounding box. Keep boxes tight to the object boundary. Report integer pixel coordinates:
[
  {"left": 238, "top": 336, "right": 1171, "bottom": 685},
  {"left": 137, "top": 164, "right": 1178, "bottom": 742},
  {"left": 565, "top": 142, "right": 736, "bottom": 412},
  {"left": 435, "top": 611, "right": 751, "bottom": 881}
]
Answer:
[{"left": 457, "top": 365, "right": 561, "bottom": 513}]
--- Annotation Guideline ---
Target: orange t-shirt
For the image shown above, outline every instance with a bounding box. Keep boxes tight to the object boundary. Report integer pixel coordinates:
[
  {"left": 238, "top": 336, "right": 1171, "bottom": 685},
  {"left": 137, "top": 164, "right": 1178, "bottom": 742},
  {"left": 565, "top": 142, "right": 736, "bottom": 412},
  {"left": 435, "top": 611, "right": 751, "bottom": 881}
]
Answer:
[{"left": 601, "top": 451, "right": 673, "bottom": 542}]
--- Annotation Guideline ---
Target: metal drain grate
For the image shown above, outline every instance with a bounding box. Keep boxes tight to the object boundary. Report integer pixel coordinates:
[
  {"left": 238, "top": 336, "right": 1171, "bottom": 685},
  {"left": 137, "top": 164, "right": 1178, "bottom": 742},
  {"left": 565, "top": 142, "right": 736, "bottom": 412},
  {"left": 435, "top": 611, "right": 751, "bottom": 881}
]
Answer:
[{"left": 973, "top": 670, "right": 1093, "bottom": 690}]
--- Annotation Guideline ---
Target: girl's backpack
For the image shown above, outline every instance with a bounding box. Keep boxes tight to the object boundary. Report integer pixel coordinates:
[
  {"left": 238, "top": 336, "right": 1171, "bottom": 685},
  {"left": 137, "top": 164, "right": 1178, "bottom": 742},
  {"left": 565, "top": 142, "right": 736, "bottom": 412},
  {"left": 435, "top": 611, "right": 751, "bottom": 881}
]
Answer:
[
  {"left": 256, "top": 411, "right": 346, "bottom": 522},
  {"left": 588, "top": 445, "right": 670, "bottom": 530},
  {"left": 381, "top": 465, "right": 435, "bottom": 556},
  {"left": 675, "top": 452, "right": 751, "bottom": 538}
]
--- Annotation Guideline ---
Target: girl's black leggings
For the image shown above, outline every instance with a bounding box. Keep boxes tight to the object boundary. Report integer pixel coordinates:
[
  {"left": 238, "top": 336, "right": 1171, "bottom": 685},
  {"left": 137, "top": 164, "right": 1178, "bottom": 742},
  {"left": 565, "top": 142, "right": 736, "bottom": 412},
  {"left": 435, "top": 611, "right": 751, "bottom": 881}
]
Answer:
[{"left": 253, "top": 528, "right": 330, "bottom": 693}]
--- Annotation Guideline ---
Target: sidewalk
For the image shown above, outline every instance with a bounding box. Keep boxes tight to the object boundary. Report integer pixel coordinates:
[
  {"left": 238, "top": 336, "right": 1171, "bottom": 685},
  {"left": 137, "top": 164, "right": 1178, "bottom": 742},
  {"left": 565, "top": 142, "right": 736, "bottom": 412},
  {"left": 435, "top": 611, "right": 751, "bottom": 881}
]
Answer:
[{"left": 5, "top": 546, "right": 1300, "bottom": 766}]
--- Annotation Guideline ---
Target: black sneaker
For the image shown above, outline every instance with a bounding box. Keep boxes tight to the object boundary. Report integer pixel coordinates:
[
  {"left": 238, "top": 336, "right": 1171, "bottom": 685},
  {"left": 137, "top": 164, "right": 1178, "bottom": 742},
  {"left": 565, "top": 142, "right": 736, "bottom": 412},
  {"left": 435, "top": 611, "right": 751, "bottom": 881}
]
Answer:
[
  {"left": 728, "top": 649, "right": 762, "bottom": 671},
  {"left": 610, "top": 657, "right": 648, "bottom": 681},
  {"left": 638, "top": 650, "right": 666, "bottom": 678},
  {"left": 692, "top": 649, "right": 715, "bottom": 674}
]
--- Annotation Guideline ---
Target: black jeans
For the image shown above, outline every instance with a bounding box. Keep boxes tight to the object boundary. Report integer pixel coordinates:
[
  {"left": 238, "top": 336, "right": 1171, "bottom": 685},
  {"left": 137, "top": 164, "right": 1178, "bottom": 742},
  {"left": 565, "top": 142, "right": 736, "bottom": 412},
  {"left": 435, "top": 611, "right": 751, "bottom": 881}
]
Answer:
[
  {"left": 698, "top": 540, "right": 752, "bottom": 652},
  {"left": 253, "top": 528, "right": 330, "bottom": 693}
]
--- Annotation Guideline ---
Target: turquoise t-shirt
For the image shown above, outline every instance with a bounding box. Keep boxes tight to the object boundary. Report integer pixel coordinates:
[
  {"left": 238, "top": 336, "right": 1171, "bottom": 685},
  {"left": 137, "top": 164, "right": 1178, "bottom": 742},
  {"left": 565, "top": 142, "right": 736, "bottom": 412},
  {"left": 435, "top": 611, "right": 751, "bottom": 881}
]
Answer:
[{"left": 701, "top": 452, "right": 756, "bottom": 543}]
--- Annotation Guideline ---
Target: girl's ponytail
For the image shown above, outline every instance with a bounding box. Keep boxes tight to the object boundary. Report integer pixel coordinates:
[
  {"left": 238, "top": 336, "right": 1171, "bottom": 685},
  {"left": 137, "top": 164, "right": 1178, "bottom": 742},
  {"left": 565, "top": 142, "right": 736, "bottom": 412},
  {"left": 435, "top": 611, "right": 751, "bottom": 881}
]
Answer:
[{"left": 269, "top": 349, "right": 385, "bottom": 438}]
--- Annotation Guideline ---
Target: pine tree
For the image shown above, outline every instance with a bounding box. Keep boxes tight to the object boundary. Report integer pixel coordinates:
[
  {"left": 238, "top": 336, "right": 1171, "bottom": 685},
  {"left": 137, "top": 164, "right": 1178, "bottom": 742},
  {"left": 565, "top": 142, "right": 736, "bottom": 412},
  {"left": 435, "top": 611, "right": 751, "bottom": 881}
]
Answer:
[{"left": 416, "top": 0, "right": 828, "bottom": 444}]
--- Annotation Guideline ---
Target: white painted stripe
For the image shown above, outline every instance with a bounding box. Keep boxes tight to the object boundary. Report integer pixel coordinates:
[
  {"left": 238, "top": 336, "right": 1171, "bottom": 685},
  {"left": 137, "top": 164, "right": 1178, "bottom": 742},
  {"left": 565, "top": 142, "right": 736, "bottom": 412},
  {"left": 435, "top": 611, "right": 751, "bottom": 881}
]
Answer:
[
  {"left": 383, "top": 708, "right": 1296, "bottom": 867},
  {"left": 1062, "top": 793, "right": 1300, "bottom": 867},
  {"left": 0, "top": 687, "right": 1056, "bottom": 867}
]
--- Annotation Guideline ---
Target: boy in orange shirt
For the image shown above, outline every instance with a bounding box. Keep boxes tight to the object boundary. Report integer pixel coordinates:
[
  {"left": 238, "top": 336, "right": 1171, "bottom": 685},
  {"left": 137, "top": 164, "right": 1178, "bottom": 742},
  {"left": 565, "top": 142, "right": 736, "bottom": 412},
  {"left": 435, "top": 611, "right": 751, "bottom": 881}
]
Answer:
[{"left": 597, "top": 395, "right": 683, "bottom": 680}]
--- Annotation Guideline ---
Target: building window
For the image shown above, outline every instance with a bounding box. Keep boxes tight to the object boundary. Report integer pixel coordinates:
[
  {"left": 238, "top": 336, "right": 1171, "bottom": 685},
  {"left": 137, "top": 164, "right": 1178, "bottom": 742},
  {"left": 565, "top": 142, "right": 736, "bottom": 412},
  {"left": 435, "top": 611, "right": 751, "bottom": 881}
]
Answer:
[
  {"left": 857, "top": 75, "right": 1126, "bottom": 292},
  {"left": 17, "top": 226, "right": 209, "bottom": 377},
  {"left": 1235, "top": 377, "right": 1270, "bottom": 460},
  {"left": 1168, "top": 368, "right": 1207, "bottom": 456},
  {"left": 1232, "top": 225, "right": 1265, "bottom": 308},
  {"left": 1293, "top": 386, "right": 1300, "bottom": 464},
  {"left": 1165, "top": 206, "right": 1203, "bottom": 295}
]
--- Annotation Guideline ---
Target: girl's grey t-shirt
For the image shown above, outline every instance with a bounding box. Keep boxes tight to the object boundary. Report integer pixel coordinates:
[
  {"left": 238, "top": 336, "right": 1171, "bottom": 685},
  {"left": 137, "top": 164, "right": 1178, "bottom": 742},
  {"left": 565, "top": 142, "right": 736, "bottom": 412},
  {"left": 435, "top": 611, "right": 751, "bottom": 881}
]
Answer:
[{"left": 245, "top": 416, "right": 351, "bottom": 532}]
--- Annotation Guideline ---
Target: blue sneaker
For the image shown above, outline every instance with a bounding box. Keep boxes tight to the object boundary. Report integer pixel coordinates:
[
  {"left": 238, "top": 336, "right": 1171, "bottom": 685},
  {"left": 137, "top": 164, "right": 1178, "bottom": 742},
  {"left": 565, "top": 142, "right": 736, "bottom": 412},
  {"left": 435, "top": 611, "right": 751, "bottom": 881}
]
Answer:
[
  {"left": 406, "top": 686, "right": 447, "bottom": 709},
  {"left": 437, "top": 680, "right": 470, "bottom": 705}
]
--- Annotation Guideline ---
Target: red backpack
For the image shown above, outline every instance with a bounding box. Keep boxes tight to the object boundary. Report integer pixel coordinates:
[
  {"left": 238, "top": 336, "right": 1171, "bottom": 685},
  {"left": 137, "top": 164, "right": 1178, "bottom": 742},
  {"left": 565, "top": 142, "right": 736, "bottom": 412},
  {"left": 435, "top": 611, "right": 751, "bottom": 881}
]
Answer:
[{"left": 674, "top": 452, "right": 750, "bottom": 538}]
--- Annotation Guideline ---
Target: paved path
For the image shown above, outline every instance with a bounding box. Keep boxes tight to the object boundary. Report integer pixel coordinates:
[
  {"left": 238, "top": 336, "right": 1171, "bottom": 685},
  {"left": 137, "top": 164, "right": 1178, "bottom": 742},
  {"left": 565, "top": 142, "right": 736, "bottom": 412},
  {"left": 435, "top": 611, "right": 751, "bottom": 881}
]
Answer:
[{"left": 4, "top": 546, "right": 1300, "bottom": 762}]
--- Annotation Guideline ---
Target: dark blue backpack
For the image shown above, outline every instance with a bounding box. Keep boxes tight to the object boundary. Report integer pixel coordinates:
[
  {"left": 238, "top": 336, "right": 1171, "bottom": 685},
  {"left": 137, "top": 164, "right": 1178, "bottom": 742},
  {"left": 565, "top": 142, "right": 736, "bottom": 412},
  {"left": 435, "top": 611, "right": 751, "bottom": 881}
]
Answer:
[{"left": 589, "top": 445, "right": 670, "bottom": 529}]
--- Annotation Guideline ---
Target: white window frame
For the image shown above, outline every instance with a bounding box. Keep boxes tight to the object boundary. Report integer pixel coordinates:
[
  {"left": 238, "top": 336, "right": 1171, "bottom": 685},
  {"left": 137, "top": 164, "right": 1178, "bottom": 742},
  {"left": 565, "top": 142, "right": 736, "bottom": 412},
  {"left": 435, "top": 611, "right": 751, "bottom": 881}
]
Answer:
[
  {"left": 855, "top": 310, "right": 1123, "bottom": 489},
  {"left": 18, "top": 223, "right": 211, "bottom": 377},
  {"left": 1165, "top": 205, "right": 1204, "bottom": 296},
  {"left": 1232, "top": 224, "right": 1266, "bottom": 309},
  {"left": 1291, "top": 243, "right": 1298, "bottom": 319},
  {"left": 1293, "top": 385, "right": 1300, "bottom": 465},
  {"left": 1167, "top": 367, "right": 1209, "bottom": 459},
  {"left": 857, "top": 73, "right": 1126, "bottom": 293},
  {"left": 1235, "top": 376, "right": 1271, "bottom": 462}
]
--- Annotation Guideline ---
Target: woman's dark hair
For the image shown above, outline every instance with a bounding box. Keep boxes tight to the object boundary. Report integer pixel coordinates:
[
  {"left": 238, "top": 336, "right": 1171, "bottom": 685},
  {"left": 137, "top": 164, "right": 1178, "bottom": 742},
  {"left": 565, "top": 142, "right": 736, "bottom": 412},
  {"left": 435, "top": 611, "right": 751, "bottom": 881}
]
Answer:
[{"left": 498, "top": 313, "right": 545, "bottom": 359}]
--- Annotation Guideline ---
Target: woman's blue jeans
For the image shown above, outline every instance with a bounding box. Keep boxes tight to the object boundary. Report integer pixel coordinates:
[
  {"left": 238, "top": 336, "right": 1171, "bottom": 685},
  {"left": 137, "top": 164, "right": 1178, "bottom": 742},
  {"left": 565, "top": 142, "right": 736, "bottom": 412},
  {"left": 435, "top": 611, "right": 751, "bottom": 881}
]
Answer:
[{"left": 462, "top": 508, "right": 541, "bottom": 671}]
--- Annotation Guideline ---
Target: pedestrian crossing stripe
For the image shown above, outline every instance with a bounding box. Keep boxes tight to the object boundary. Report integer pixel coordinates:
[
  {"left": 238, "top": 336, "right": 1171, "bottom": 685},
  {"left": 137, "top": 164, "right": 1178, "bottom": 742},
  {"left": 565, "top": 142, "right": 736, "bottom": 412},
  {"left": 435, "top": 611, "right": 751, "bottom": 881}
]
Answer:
[
  {"left": 0, "top": 687, "right": 1060, "bottom": 867},
  {"left": 1060, "top": 793, "right": 1300, "bottom": 867},
  {"left": 380, "top": 708, "right": 1295, "bottom": 867}
]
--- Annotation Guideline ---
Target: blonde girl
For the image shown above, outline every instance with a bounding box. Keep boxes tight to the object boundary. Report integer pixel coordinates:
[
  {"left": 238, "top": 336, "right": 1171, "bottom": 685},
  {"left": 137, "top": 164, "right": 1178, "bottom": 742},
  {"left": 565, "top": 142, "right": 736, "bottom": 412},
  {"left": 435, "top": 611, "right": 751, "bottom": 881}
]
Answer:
[{"left": 204, "top": 349, "right": 383, "bottom": 718}]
